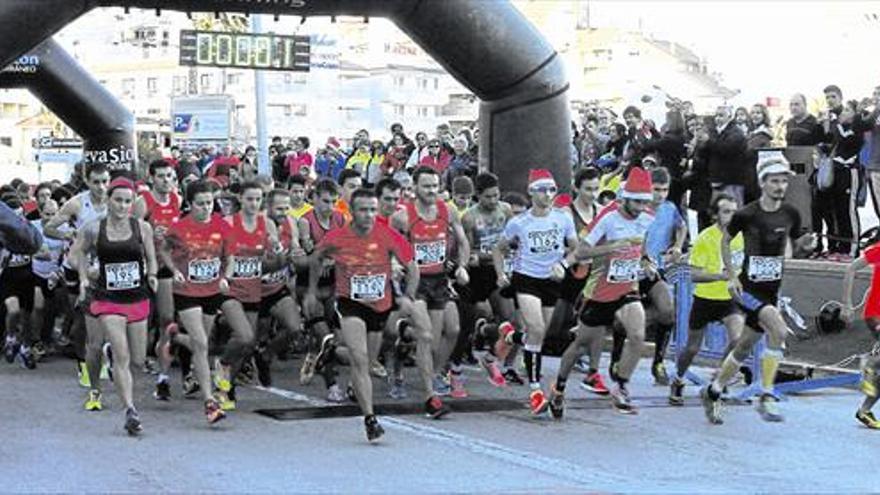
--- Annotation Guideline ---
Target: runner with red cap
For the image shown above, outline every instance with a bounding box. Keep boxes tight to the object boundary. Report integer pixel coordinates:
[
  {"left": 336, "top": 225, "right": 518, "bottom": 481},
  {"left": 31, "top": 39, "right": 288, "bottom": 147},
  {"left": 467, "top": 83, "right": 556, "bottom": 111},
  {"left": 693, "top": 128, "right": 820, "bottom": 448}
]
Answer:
[
  {"left": 70, "top": 177, "right": 159, "bottom": 435},
  {"left": 492, "top": 168, "right": 577, "bottom": 416},
  {"left": 549, "top": 166, "right": 656, "bottom": 417}
]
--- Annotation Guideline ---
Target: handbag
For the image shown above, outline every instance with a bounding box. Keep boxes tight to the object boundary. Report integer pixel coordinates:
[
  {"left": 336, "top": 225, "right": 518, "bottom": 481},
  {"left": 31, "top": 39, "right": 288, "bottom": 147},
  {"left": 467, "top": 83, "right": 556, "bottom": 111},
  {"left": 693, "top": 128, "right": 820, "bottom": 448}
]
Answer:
[{"left": 815, "top": 144, "right": 837, "bottom": 191}]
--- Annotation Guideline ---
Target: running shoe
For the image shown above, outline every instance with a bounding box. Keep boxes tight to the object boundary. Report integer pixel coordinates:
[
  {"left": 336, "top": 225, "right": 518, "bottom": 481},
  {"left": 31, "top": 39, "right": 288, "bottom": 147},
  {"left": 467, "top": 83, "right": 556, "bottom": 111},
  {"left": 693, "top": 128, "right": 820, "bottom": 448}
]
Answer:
[
  {"left": 387, "top": 378, "right": 408, "bottom": 400},
  {"left": 77, "top": 361, "right": 91, "bottom": 388},
  {"left": 205, "top": 398, "right": 226, "bottom": 424},
  {"left": 549, "top": 384, "right": 565, "bottom": 420},
  {"left": 529, "top": 389, "right": 550, "bottom": 416},
  {"left": 573, "top": 356, "right": 591, "bottom": 374},
  {"left": 502, "top": 368, "right": 525, "bottom": 386},
  {"left": 32, "top": 342, "right": 47, "bottom": 361},
  {"left": 84, "top": 389, "right": 103, "bottom": 411},
  {"left": 424, "top": 395, "right": 450, "bottom": 419},
  {"left": 433, "top": 373, "right": 451, "bottom": 396},
  {"left": 214, "top": 363, "right": 232, "bottom": 393},
  {"left": 699, "top": 386, "right": 723, "bottom": 425},
  {"left": 17, "top": 346, "right": 36, "bottom": 370},
  {"left": 448, "top": 370, "right": 468, "bottom": 398},
  {"left": 365, "top": 415, "right": 385, "bottom": 443},
  {"left": 4, "top": 337, "right": 18, "bottom": 364},
  {"left": 493, "top": 321, "right": 515, "bottom": 361},
  {"left": 215, "top": 390, "right": 236, "bottom": 412},
  {"left": 154, "top": 378, "right": 171, "bottom": 401},
  {"left": 314, "top": 334, "right": 337, "bottom": 373},
  {"left": 182, "top": 372, "right": 200, "bottom": 398},
  {"left": 370, "top": 360, "right": 388, "bottom": 379},
  {"left": 669, "top": 377, "right": 685, "bottom": 406},
  {"left": 479, "top": 354, "right": 507, "bottom": 387},
  {"left": 652, "top": 361, "right": 669, "bottom": 386},
  {"left": 861, "top": 366, "right": 877, "bottom": 398},
  {"left": 299, "top": 352, "right": 317, "bottom": 385},
  {"left": 473, "top": 317, "right": 488, "bottom": 351},
  {"left": 610, "top": 385, "right": 637, "bottom": 415},
  {"left": 124, "top": 408, "right": 143, "bottom": 436},
  {"left": 254, "top": 348, "right": 272, "bottom": 387},
  {"left": 580, "top": 371, "right": 610, "bottom": 395},
  {"left": 856, "top": 410, "right": 880, "bottom": 430},
  {"left": 142, "top": 358, "right": 159, "bottom": 376},
  {"left": 326, "top": 384, "right": 347, "bottom": 403},
  {"left": 757, "top": 394, "right": 784, "bottom": 422},
  {"left": 102, "top": 343, "right": 114, "bottom": 382}
]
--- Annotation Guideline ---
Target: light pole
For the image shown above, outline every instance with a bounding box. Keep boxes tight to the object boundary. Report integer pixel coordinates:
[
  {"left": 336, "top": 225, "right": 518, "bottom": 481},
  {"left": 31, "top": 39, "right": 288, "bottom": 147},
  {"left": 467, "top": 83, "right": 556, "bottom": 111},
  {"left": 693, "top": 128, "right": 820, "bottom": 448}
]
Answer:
[{"left": 252, "top": 14, "right": 270, "bottom": 176}]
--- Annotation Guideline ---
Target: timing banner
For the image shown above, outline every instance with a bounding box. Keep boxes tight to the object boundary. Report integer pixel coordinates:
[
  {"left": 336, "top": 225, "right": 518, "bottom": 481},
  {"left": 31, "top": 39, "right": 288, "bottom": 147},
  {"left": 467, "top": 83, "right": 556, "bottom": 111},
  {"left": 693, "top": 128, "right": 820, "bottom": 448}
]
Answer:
[{"left": 179, "top": 30, "right": 310, "bottom": 72}]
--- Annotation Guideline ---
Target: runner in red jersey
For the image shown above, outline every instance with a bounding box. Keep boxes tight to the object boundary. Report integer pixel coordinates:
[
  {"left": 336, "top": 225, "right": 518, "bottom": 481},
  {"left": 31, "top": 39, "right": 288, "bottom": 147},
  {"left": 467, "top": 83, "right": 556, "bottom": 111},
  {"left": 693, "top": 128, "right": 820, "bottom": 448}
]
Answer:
[
  {"left": 843, "top": 242, "right": 880, "bottom": 429},
  {"left": 160, "top": 180, "right": 227, "bottom": 424},
  {"left": 216, "top": 181, "right": 282, "bottom": 410},
  {"left": 305, "top": 188, "right": 420, "bottom": 442},
  {"left": 391, "top": 166, "right": 468, "bottom": 414},
  {"left": 133, "top": 159, "right": 182, "bottom": 401},
  {"left": 255, "top": 188, "right": 306, "bottom": 387}
]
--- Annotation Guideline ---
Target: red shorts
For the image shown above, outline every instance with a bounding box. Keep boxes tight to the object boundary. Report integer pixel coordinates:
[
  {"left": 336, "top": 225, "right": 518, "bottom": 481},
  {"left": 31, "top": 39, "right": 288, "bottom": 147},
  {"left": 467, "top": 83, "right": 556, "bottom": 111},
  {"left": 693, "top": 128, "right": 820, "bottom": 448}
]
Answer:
[{"left": 90, "top": 299, "right": 151, "bottom": 323}]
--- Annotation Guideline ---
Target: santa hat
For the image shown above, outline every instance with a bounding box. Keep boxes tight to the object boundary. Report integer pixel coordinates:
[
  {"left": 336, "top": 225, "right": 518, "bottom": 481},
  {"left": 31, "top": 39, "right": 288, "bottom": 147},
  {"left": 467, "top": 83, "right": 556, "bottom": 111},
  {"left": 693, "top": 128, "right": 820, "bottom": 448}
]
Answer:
[
  {"left": 528, "top": 169, "right": 556, "bottom": 189},
  {"left": 621, "top": 167, "right": 653, "bottom": 201},
  {"left": 326, "top": 137, "right": 341, "bottom": 150}
]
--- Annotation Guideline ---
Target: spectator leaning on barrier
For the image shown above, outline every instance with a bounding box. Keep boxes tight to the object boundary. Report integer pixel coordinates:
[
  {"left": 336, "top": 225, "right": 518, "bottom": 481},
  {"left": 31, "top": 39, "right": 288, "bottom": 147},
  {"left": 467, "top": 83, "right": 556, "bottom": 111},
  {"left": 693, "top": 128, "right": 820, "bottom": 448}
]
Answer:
[
  {"left": 705, "top": 105, "right": 748, "bottom": 206},
  {"left": 683, "top": 115, "right": 714, "bottom": 230}
]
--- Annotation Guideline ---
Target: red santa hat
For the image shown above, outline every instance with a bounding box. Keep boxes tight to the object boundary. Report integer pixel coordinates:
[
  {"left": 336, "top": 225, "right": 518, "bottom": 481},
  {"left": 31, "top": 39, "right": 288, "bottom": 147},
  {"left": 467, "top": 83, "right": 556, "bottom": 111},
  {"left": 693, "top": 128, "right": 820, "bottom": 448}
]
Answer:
[
  {"left": 326, "top": 137, "right": 341, "bottom": 150},
  {"left": 528, "top": 168, "right": 556, "bottom": 189},
  {"left": 621, "top": 167, "right": 653, "bottom": 201}
]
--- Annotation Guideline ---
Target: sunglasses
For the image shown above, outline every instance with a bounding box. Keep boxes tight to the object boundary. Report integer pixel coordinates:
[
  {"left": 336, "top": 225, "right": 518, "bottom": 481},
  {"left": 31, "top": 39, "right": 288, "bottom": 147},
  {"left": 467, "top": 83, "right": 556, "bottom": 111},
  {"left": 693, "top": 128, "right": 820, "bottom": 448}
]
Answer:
[{"left": 530, "top": 186, "right": 558, "bottom": 195}]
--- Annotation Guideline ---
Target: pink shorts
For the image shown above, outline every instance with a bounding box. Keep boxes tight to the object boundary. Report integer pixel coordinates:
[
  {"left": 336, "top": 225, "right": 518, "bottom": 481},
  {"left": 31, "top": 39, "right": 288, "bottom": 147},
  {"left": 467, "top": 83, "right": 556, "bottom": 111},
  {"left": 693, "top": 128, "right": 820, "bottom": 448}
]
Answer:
[{"left": 90, "top": 299, "right": 151, "bottom": 323}]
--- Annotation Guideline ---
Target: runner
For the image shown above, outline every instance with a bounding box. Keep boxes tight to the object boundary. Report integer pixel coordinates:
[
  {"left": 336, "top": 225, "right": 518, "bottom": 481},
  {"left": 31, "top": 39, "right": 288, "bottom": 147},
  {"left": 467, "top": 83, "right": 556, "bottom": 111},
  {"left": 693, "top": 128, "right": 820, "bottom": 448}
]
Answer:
[
  {"left": 30, "top": 199, "right": 68, "bottom": 359},
  {"left": 306, "top": 188, "right": 421, "bottom": 441},
  {"left": 160, "top": 179, "right": 227, "bottom": 424},
  {"left": 669, "top": 193, "right": 745, "bottom": 406},
  {"left": 0, "top": 195, "right": 38, "bottom": 369},
  {"left": 391, "top": 166, "right": 470, "bottom": 401},
  {"left": 492, "top": 168, "right": 577, "bottom": 416},
  {"left": 70, "top": 178, "right": 158, "bottom": 435},
  {"left": 842, "top": 241, "right": 880, "bottom": 429},
  {"left": 548, "top": 167, "right": 655, "bottom": 417},
  {"left": 133, "top": 159, "right": 181, "bottom": 401},
  {"left": 287, "top": 174, "right": 313, "bottom": 219},
  {"left": 700, "top": 150, "right": 817, "bottom": 424},
  {"left": 44, "top": 162, "right": 109, "bottom": 406}
]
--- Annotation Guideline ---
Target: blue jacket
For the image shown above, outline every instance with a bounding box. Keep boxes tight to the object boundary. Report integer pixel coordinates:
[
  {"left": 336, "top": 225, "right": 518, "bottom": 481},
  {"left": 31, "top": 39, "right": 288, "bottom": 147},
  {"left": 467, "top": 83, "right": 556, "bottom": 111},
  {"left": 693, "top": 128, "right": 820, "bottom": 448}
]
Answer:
[{"left": 0, "top": 201, "right": 42, "bottom": 254}]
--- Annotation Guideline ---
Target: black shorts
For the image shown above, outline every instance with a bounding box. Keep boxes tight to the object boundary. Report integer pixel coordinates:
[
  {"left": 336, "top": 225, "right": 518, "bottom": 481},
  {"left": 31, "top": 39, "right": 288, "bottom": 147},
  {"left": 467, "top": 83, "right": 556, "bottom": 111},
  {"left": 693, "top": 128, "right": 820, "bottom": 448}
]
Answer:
[
  {"left": 511, "top": 272, "right": 559, "bottom": 307},
  {"left": 157, "top": 266, "right": 174, "bottom": 279},
  {"left": 735, "top": 290, "right": 778, "bottom": 331},
  {"left": 260, "top": 287, "right": 293, "bottom": 318},
  {"left": 221, "top": 297, "right": 260, "bottom": 314},
  {"left": 579, "top": 293, "right": 642, "bottom": 327},
  {"left": 336, "top": 297, "right": 390, "bottom": 333},
  {"left": 0, "top": 267, "right": 35, "bottom": 312},
  {"left": 465, "top": 265, "right": 498, "bottom": 303},
  {"left": 417, "top": 274, "right": 451, "bottom": 311},
  {"left": 639, "top": 272, "right": 666, "bottom": 298},
  {"left": 689, "top": 296, "right": 740, "bottom": 330},
  {"left": 174, "top": 293, "right": 225, "bottom": 316},
  {"left": 559, "top": 266, "right": 589, "bottom": 303},
  {"left": 63, "top": 266, "right": 79, "bottom": 291}
]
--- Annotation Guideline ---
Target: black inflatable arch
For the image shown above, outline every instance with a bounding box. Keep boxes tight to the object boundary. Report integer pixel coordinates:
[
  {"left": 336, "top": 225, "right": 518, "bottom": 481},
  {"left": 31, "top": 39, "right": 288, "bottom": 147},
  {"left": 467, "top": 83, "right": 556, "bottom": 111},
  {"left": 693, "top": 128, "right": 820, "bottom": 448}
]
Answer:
[{"left": 0, "top": 0, "right": 571, "bottom": 191}]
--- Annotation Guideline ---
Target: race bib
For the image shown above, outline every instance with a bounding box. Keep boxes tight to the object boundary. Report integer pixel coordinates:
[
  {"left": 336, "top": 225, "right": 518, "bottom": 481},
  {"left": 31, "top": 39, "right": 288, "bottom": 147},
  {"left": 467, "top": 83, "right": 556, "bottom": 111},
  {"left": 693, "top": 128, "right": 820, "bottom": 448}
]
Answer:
[
  {"left": 479, "top": 234, "right": 499, "bottom": 255},
  {"left": 104, "top": 261, "right": 140, "bottom": 290},
  {"left": 232, "top": 256, "right": 262, "bottom": 279},
  {"left": 414, "top": 240, "right": 446, "bottom": 266},
  {"left": 262, "top": 267, "right": 289, "bottom": 285},
  {"left": 526, "top": 229, "right": 561, "bottom": 254},
  {"left": 747, "top": 256, "right": 783, "bottom": 282},
  {"left": 8, "top": 254, "right": 30, "bottom": 267},
  {"left": 350, "top": 274, "right": 386, "bottom": 302},
  {"left": 188, "top": 258, "right": 221, "bottom": 283},
  {"left": 607, "top": 258, "right": 640, "bottom": 283}
]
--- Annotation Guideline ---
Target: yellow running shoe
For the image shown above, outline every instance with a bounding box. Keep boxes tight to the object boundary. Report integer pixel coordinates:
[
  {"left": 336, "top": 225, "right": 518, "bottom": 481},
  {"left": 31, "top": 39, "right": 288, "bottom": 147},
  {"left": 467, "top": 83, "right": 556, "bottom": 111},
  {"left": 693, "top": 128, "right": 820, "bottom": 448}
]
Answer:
[
  {"left": 861, "top": 367, "right": 877, "bottom": 398},
  {"left": 856, "top": 410, "right": 880, "bottom": 429},
  {"left": 78, "top": 362, "right": 91, "bottom": 389},
  {"left": 214, "top": 391, "right": 236, "bottom": 411},
  {"left": 84, "top": 389, "right": 103, "bottom": 411}
]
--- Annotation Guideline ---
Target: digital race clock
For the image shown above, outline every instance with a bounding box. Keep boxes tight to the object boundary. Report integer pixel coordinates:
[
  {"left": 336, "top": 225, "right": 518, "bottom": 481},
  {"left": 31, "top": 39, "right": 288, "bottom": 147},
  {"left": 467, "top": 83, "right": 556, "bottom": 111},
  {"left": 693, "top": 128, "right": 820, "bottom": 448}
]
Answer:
[{"left": 179, "top": 30, "right": 310, "bottom": 72}]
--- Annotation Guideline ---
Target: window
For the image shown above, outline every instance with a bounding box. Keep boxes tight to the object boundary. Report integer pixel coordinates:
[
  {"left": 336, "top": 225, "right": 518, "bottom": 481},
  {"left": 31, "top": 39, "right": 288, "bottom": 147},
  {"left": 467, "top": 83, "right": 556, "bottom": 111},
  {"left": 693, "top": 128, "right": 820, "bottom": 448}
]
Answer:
[
  {"left": 227, "top": 74, "right": 241, "bottom": 85},
  {"left": 418, "top": 78, "right": 428, "bottom": 90},
  {"left": 393, "top": 104, "right": 405, "bottom": 116},
  {"left": 434, "top": 78, "right": 439, "bottom": 90},
  {"left": 172, "top": 76, "right": 186, "bottom": 94},
  {"left": 121, "top": 78, "right": 135, "bottom": 96},
  {"left": 147, "top": 108, "right": 161, "bottom": 115},
  {"left": 0, "top": 137, "right": 11, "bottom": 147},
  {"left": 147, "top": 77, "right": 157, "bottom": 94},
  {"left": 417, "top": 106, "right": 429, "bottom": 117},
  {"left": 393, "top": 76, "right": 405, "bottom": 87},
  {"left": 200, "top": 74, "right": 212, "bottom": 90}
]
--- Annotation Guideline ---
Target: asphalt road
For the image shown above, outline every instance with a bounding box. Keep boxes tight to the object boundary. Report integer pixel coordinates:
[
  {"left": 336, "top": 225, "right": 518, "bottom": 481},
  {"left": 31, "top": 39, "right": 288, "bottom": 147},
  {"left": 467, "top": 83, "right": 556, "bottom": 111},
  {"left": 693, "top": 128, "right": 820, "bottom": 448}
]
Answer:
[{"left": 1, "top": 353, "right": 877, "bottom": 494}]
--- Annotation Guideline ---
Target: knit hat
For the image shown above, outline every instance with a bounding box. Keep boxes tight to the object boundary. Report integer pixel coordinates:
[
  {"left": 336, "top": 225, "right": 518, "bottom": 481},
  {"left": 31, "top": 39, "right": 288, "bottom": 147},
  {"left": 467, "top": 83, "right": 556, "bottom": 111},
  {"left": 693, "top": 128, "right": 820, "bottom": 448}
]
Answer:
[
  {"left": 756, "top": 149, "right": 794, "bottom": 182},
  {"left": 528, "top": 169, "right": 556, "bottom": 189},
  {"left": 621, "top": 167, "right": 653, "bottom": 201}
]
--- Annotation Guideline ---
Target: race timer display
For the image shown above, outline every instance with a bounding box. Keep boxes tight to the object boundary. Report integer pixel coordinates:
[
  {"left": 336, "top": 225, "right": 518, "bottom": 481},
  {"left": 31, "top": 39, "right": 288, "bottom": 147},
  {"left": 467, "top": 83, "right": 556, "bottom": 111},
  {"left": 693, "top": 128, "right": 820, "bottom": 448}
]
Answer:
[{"left": 179, "top": 30, "right": 310, "bottom": 72}]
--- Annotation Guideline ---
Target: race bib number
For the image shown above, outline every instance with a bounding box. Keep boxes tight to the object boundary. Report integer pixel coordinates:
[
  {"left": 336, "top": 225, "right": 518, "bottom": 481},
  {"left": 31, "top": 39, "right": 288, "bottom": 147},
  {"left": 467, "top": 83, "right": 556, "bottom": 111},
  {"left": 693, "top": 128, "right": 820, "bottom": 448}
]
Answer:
[
  {"left": 414, "top": 241, "right": 446, "bottom": 266},
  {"left": 350, "top": 274, "right": 386, "bottom": 302},
  {"left": 747, "top": 256, "right": 783, "bottom": 282},
  {"left": 188, "top": 258, "right": 221, "bottom": 283},
  {"left": 8, "top": 254, "right": 30, "bottom": 267},
  {"left": 262, "top": 267, "right": 289, "bottom": 285},
  {"left": 232, "top": 256, "right": 262, "bottom": 279},
  {"left": 479, "top": 234, "right": 499, "bottom": 255},
  {"left": 607, "top": 258, "right": 640, "bottom": 283},
  {"left": 105, "top": 261, "right": 140, "bottom": 290},
  {"left": 526, "top": 229, "right": 561, "bottom": 254}
]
